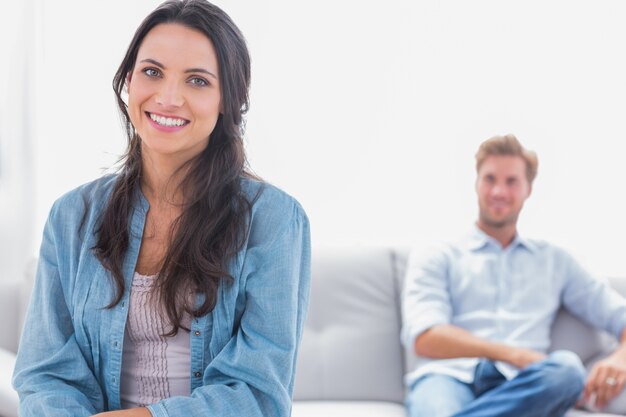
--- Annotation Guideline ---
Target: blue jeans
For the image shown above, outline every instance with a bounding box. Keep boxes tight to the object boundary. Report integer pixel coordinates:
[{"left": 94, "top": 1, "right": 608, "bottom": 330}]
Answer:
[{"left": 407, "top": 350, "right": 586, "bottom": 417}]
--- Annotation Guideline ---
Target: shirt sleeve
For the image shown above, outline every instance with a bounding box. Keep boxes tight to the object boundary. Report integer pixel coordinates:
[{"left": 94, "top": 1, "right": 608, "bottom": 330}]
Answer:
[
  {"left": 401, "top": 244, "right": 453, "bottom": 350},
  {"left": 560, "top": 249, "right": 626, "bottom": 340},
  {"left": 12, "top": 201, "right": 105, "bottom": 417},
  {"left": 147, "top": 200, "right": 311, "bottom": 417}
]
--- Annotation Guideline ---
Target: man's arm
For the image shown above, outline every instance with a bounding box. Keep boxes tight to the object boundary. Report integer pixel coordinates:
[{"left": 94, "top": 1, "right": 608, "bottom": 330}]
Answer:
[
  {"left": 416, "top": 324, "right": 546, "bottom": 369},
  {"left": 584, "top": 328, "right": 626, "bottom": 409},
  {"left": 558, "top": 249, "right": 626, "bottom": 409},
  {"left": 401, "top": 245, "right": 545, "bottom": 370}
]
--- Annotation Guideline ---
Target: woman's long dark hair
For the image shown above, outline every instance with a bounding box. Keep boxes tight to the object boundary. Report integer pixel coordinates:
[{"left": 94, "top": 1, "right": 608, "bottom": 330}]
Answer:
[{"left": 94, "top": 0, "right": 253, "bottom": 334}]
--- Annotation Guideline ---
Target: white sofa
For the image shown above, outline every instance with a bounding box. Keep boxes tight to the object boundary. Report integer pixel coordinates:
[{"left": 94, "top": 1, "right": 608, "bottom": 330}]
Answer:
[
  {"left": 2, "top": 248, "right": 626, "bottom": 417},
  {"left": 291, "top": 247, "right": 626, "bottom": 417}
]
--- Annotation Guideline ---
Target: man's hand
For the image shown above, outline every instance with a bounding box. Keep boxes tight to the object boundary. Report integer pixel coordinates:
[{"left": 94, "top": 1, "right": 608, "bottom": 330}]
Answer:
[
  {"left": 503, "top": 346, "right": 546, "bottom": 369},
  {"left": 584, "top": 349, "right": 626, "bottom": 409}
]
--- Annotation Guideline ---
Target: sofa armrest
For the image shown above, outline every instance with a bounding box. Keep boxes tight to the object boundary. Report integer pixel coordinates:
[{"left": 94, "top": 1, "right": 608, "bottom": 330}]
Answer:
[{"left": 0, "top": 348, "right": 18, "bottom": 417}]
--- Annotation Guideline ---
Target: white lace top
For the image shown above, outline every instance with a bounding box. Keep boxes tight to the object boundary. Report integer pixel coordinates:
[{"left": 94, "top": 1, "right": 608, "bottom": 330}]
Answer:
[{"left": 119, "top": 272, "right": 191, "bottom": 408}]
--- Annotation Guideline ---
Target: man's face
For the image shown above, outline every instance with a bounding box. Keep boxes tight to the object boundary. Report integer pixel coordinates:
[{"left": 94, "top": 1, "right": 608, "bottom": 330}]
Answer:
[{"left": 476, "top": 155, "right": 531, "bottom": 229}]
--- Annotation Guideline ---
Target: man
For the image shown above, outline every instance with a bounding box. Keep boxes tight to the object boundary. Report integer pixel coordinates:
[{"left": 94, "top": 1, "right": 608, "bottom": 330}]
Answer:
[{"left": 402, "top": 135, "right": 626, "bottom": 417}]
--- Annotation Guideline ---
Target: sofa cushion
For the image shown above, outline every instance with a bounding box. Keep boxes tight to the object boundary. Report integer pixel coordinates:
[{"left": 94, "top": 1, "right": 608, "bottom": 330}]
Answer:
[{"left": 293, "top": 247, "right": 405, "bottom": 402}]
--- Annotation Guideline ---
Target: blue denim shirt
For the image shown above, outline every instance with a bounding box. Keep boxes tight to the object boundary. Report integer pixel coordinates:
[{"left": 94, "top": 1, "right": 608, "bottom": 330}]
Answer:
[
  {"left": 13, "top": 175, "right": 311, "bottom": 417},
  {"left": 402, "top": 225, "right": 626, "bottom": 386}
]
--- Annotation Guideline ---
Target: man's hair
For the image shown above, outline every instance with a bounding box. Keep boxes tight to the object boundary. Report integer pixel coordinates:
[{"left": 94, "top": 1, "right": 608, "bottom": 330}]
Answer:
[{"left": 475, "top": 134, "right": 538, "bottom": 184}]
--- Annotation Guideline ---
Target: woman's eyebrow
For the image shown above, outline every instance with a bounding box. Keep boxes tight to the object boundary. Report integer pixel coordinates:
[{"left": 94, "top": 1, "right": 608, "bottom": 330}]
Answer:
[
  {"left": 184, "top": 67, "right": 217, "bottom": 80},
  {"left": 140, "top": 58, "right": 165, "bottom": 68}
]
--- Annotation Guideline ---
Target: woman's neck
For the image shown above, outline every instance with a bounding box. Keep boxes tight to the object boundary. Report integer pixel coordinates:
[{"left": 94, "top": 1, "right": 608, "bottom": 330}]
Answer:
[{"left": 140, "top": 152, "right": 188, "bottom": 206}]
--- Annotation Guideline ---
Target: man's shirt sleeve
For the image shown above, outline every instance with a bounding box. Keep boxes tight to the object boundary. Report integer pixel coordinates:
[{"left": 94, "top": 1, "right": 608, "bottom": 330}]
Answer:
[
  {"left": 401, "top": 245, "right": 453, "bottom": 350},
  {"left": 560, "top": 248, "right": 626, "bottom": 340}
]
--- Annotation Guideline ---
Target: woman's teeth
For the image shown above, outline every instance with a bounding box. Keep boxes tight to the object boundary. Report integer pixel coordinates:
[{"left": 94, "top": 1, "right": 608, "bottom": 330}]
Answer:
[{"left": 149, "top": 113, "right": 187, "bottom": 127}]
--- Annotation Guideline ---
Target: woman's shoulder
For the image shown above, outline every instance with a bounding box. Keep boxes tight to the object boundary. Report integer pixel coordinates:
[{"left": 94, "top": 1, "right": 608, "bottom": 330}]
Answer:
[
  {"left": 49, "top": 174, "right": 118, "bottom": 219},
  {"left": 239, "top": 178, "right": 310, "bottom": 256},
  {"left": 241, "top": 177, "right": 306, "bottom": 216},
  {"left": 242, "top": 178, "right": 309, "bottom": 241}
]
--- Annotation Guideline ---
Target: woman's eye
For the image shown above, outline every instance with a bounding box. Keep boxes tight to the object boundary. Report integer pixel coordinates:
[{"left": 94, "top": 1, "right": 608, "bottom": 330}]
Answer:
[
  {"left": 189, "top": 77, "right": 208, "bottom": 87},
  {"left": 143, "top": 68, "right": 160, "bottom": 77}
]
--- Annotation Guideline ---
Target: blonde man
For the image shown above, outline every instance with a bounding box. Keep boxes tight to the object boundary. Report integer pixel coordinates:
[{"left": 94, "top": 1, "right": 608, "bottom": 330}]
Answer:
[{"left": 402, "top": 135, "right": 626, "bottom": 417}]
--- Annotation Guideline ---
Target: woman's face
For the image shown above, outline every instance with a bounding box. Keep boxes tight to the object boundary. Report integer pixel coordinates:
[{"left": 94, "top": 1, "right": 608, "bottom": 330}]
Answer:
[{"left": 127, "top": 23, "right": 221, "bottom": 166}]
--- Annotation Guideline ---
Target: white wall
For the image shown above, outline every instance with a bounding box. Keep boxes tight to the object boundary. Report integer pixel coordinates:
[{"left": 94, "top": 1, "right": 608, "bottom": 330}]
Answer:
[
  {"left": 0, "top": 0, "right": 38, "bottom": 282},
  {"left": 6, "top": 0, "right": 626, "bottom": 278}
]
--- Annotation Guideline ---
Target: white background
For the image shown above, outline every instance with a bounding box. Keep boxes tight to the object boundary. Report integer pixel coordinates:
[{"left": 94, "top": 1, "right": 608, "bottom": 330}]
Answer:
[{"left": 1, "top": 0, "right": 626, "bottom": 279}]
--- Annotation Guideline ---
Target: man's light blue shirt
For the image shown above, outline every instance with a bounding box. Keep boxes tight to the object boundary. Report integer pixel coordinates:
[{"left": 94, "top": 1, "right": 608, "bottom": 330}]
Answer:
[
  {"left": 12, "top": 175, "right": 311, "bottom": 417},
  {"left": 402, "top": 225, "right": 626, "bottom": 386}
]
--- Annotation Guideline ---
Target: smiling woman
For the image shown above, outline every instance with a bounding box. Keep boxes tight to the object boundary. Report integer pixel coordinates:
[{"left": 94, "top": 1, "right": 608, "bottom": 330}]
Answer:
[
  {"left": 127, "top": 24, "right": 222, "bottom": 167},
  {"left": 11, "top": 1, "right": 311, "bottom": 417}
]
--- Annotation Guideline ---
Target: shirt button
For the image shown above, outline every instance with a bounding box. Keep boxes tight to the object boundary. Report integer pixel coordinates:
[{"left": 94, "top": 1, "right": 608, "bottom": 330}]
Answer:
[
  {"left": 194, "top": 330, "right": 201, "bottom": 336},
  {"left": 194, "top": 371, "right": 202, "bottom": 378}
]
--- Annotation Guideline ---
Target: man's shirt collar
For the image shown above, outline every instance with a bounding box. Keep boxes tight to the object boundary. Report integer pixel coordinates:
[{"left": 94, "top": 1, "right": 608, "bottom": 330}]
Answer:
[{"left": 464, "top": 223, "right": 536, "bottom": 253}]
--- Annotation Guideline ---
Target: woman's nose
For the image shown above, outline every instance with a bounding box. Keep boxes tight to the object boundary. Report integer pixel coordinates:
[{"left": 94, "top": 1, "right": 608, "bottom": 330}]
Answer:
[{"left": 155, "top": 81, "right": 184, "bottom": 108}]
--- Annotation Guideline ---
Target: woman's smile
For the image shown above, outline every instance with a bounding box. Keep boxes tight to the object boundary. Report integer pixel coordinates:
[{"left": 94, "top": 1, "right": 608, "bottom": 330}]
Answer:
[{"left": 145, "top": 111, "right": 190, "bottom": 132}]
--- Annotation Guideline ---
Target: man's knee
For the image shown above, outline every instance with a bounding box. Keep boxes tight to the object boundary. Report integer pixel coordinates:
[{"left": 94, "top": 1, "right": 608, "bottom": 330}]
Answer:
[
  {"left": 407, "top": 374, "right": 473, "bottom": 417},
  {"left": 543, "top": 350, "right": 586, "bottom": 395}
]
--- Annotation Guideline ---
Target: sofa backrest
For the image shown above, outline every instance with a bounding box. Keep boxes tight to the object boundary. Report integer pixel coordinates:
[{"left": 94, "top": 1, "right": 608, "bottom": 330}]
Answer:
[
  {"left": 0, "top": 259, "right": 36, "bottom": 354},
  {"left": 293, "top": 247, "right": 407, "bottom": 402},
  {"left": 549, "top": 309, "right": 615, "bottom": 363},
  {"left": 0, "top": 279, "right": 21, "bottom": 353},
  {"left": 549, "top": 274, "right": 626, "bottom": 362}
]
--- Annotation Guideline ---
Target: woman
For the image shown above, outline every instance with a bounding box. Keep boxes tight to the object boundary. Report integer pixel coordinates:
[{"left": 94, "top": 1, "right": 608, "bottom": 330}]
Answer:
[{"left": 12, "top": 1, "right": 311, "bottom": 416}]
